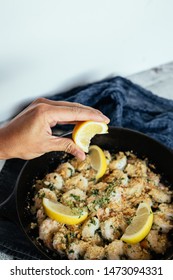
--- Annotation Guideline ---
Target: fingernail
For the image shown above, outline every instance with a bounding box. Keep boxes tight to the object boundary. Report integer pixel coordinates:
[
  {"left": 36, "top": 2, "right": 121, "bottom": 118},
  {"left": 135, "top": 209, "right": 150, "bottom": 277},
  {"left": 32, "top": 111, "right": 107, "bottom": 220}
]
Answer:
[
  {"left": 97, "top": 114, "right": 110, "bottom": 123},
  {"left": 103, "top": 115, "right": 110, "bottom": 123}
]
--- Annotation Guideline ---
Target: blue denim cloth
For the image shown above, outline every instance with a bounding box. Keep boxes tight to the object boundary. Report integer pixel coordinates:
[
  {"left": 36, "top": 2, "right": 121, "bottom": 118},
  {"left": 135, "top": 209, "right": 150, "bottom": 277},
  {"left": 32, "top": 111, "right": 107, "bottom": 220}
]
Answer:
[
  {"left": 0, "top": 76, "right": 173, "bottom": 259},
  {"left": 49, "top": 76, "right": 173, "bottom": 150}
]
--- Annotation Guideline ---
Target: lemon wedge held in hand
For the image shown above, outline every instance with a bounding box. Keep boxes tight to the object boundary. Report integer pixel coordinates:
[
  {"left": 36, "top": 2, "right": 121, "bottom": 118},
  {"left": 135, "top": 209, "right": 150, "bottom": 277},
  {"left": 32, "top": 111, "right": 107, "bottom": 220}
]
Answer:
[
  {"left": 72, "top": 121, "right": 108, "bottom": 153},
  {"left": 43, "top": 198, "right": 88, "bottom": 225},
  {"left": 89, "top": 145, "right": 107, "bottom": 181},
  {"left": 121, "top": 202, "right": 153, "bottom": 244}
]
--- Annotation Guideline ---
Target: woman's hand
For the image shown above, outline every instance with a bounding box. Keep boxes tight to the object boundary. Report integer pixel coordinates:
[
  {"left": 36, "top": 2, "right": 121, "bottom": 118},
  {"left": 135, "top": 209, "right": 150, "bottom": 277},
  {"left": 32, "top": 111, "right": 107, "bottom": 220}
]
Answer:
[{"left": 0, "top": 98, "right": 110, "bottom": 160}]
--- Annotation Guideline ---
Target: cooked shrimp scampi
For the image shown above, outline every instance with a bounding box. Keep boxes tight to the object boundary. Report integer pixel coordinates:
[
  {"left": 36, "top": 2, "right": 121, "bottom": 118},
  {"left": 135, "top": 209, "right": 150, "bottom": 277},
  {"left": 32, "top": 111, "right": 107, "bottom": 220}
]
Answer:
[{"left": 30, "top": 149, "right": 173, "bottom": 259}]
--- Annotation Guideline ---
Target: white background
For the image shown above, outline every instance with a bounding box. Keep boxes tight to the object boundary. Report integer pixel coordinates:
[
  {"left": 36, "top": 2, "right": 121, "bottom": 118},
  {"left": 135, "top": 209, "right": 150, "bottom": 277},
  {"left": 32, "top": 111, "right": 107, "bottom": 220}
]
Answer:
[
  {"left": 1, "top": 260, "right": 173, "bottom": 280},
  {"left": 0, "top": 0, "right": 173, "bottom": 121}
]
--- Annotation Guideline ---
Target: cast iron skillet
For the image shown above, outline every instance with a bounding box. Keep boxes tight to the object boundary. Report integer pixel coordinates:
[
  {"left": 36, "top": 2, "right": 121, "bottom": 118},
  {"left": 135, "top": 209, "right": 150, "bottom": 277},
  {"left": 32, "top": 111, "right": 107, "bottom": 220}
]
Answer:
[{"left": 0, "top": 127, "right": 173, "bottom": 259}]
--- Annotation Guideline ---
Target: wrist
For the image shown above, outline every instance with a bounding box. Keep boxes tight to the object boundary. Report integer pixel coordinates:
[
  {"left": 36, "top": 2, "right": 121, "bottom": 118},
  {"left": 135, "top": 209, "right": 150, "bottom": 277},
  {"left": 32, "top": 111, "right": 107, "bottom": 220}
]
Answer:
[{"left": 0, "top": 126, "right": 15, "bottom": 160}]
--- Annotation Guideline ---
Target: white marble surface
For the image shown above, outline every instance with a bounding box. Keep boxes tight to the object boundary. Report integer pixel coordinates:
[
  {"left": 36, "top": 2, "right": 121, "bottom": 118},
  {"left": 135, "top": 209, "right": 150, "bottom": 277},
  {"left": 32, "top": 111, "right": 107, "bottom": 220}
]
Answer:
[
  {"left": 0, "top": 61, "right": 173, "bottom": 259},
  {"left": 129, "top": 61, "right": 173, "bottom": 100}
]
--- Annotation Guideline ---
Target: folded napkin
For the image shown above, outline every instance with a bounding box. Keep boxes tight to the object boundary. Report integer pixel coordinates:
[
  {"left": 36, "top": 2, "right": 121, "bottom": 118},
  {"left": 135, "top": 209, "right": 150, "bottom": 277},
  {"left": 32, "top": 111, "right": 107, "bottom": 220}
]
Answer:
[{"left": 0, "top": 76, "right": 173, "bottom": 260}]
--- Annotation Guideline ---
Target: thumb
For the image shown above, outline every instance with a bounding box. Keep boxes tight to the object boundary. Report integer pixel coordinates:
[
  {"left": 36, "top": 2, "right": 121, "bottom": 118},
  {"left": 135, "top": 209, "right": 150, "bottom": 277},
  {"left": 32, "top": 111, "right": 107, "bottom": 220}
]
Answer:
[{"left": 49, "top": 137, "right": 86, "bottom": 160}]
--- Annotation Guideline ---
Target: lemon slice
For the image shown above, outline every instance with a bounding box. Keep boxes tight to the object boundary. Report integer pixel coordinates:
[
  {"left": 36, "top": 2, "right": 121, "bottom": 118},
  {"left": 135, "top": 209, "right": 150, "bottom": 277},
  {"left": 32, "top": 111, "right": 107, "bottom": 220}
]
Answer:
[
  {"left": 72, "top": 121, "right": 108, "bottom": 153},
  {"left": 43, "top": 198, "right": 88, "bottom": 225},
  {"left": 121, "top": 202, "right": 153, "bottom": 244},
  {"left": 89, "top": 145, "right": 107, "bottom": 180}
]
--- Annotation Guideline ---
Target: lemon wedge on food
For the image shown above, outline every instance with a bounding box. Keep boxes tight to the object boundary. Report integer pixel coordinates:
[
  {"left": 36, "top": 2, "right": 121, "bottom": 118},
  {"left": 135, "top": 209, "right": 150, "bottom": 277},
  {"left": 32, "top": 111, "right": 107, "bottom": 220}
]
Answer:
[
  {"left": 89, "top": 145, "right": 107, "bottom": 181},
  {"left": 121, "top": 202, "right": 153, "bottom": 244},
  {"left": 43, "top": 198, "right": 88, "bottom": 225},
  {"left": 72, "top": 121, "right": 108, "bottom": 153}
]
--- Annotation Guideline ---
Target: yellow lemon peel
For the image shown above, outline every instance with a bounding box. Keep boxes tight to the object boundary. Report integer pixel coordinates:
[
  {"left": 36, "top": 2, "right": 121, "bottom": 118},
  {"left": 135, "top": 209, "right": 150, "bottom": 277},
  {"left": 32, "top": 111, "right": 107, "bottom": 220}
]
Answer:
[
  {"left": 43, "top": 198, "right": 88, "bottom": 225},
  {"left": 89, "top": 145, "right": 107, "bottom": 180},
  {"left": 72, "top": 121, "right": 108, "bottom": 153},
  {"left": 121, "top": 202, "right": 153, "bottom": 244}
]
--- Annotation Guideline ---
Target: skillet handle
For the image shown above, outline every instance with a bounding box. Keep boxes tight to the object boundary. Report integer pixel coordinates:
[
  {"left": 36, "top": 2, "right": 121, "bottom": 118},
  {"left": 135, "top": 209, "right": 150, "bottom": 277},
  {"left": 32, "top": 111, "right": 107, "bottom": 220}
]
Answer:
[
  {"left": 52, "top": 129, "right": 72, "bottom": 138},
  {"left": 0, "top": 190, "right": 19, "bottom": 225}
]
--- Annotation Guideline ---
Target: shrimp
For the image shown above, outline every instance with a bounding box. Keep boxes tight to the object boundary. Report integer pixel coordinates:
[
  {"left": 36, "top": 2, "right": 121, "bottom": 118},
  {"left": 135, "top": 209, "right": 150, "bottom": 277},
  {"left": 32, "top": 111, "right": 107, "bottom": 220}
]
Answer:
[
  {"left": 142, "top": 229, "right": 168, "bottom": 254},
  {"left": 39, "top": 218, "right": 60, "bottom": 248},
  {"left": 125, "top": 178, "right": 145, "bottom": 197},
  {"left": 153, "top": 212, "right": 173, "bottom": 233},
  {"left": 36, "top": 207, "right": 46, "bottom": 225},
  {"left": 61, "top": 188, "right": 86, "bottom": 207},
  {"left": 89, "top": 182, "right": 108, "bottom": 193},
  {"left": 113, "top": 170, "right": 129, "bottom": 186},
  {"left": 53, "top": 231, "right": 67, "bottom": 255},
  {"left": 106, "top": 187, "right": 125, "bottom": 213},
  {"left": 82, "top": 168, "right": 96, "bottom": 181},
  {"left": 149, "top": 188, "right": 172, "bottom": 203},
  {"left": 110, "top": 186, "right": 122, "bottom": 200},
  {"left": 55, "top": 162, "right": 75, "bottom": 179},
  {"left": 128, "top": 193, "right": 153, "bottom": 208},
  {"left": 124, "top": 243, "right": 151, "bottom": 260},
  {"left": 104, "top": 170, "right": 128, "bottom": 186},
  {"left": 67, "top": 240, "right": 88, "bottom": 260},
  {"left": 84, "top": 245, "right": 105, "bottom": 260},
  {"left": 90, "top": 233, "right": 103, "bottom": 246},
  {"left": 88, "top": 185, "right": 123, "bottom": 214},
  {"left": 44, "top": 172, "right": 64, "bottom": 190},
  {"left": 31, "top": 148, "right": 173, "bottom": 260},
  {"left": 109, "top": 152, "right": 127, "bottom": 171},
  {"left": 158, "top": 203, "right": 173, "bottom": 219},
  {"left": 33, "top": 188, "right": 57, "bottom": 210},
  {"left": 100, "top": 215, "right": 127, "bottom": 241},
  {"left": 105, "top": 240, "right": 124, "bottom": 260},
  {"left": 65, "top": 174, "right": 88, "bottom": 192},
  {"left": 70, "top": 155, "right": 91, "bottom": 172},
  {"left": 147, "top": 170, "right": 160, "bottom": 186},
  {"left": 125, "top": 160, "right": 147, "bottom": 177},
  {"left": 82, "top": 217, "right": 100, "bottom": 240}
]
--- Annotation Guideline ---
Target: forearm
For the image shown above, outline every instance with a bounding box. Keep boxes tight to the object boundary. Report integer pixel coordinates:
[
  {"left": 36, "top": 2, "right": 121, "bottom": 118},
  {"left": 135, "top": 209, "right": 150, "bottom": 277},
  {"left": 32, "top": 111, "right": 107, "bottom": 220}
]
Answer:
[{"left": 0, "top": 124, "right": 31, "bottom": 160}]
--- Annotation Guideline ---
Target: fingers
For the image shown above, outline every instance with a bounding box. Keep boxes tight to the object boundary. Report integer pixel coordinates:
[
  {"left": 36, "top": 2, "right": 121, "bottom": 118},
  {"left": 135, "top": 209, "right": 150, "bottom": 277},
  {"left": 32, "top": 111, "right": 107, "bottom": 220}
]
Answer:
[
  {"left": 49, "top": 136, "right": 86, "bottom": 160},
  {"left": 46, "top": 104, "right": 110, "bottom": 125},
  {"left": 32, "top": 98, "right": 92, "bottom": 110},
  {"left": 25, "top": 98, "right": 110, "bottom": 160},
  {"left": 31, "top": 98, "right": 110, "bottom": 122},
  {"left": 32, "top": 98, "right": 94, "bottom": 111}
]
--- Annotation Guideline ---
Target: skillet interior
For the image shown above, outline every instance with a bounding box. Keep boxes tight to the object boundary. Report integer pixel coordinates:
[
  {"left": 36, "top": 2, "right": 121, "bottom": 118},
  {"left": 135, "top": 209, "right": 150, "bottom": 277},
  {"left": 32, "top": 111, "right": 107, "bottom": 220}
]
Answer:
[{"left": 15, "top": 127, "right": 173, "bottom": 259}]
